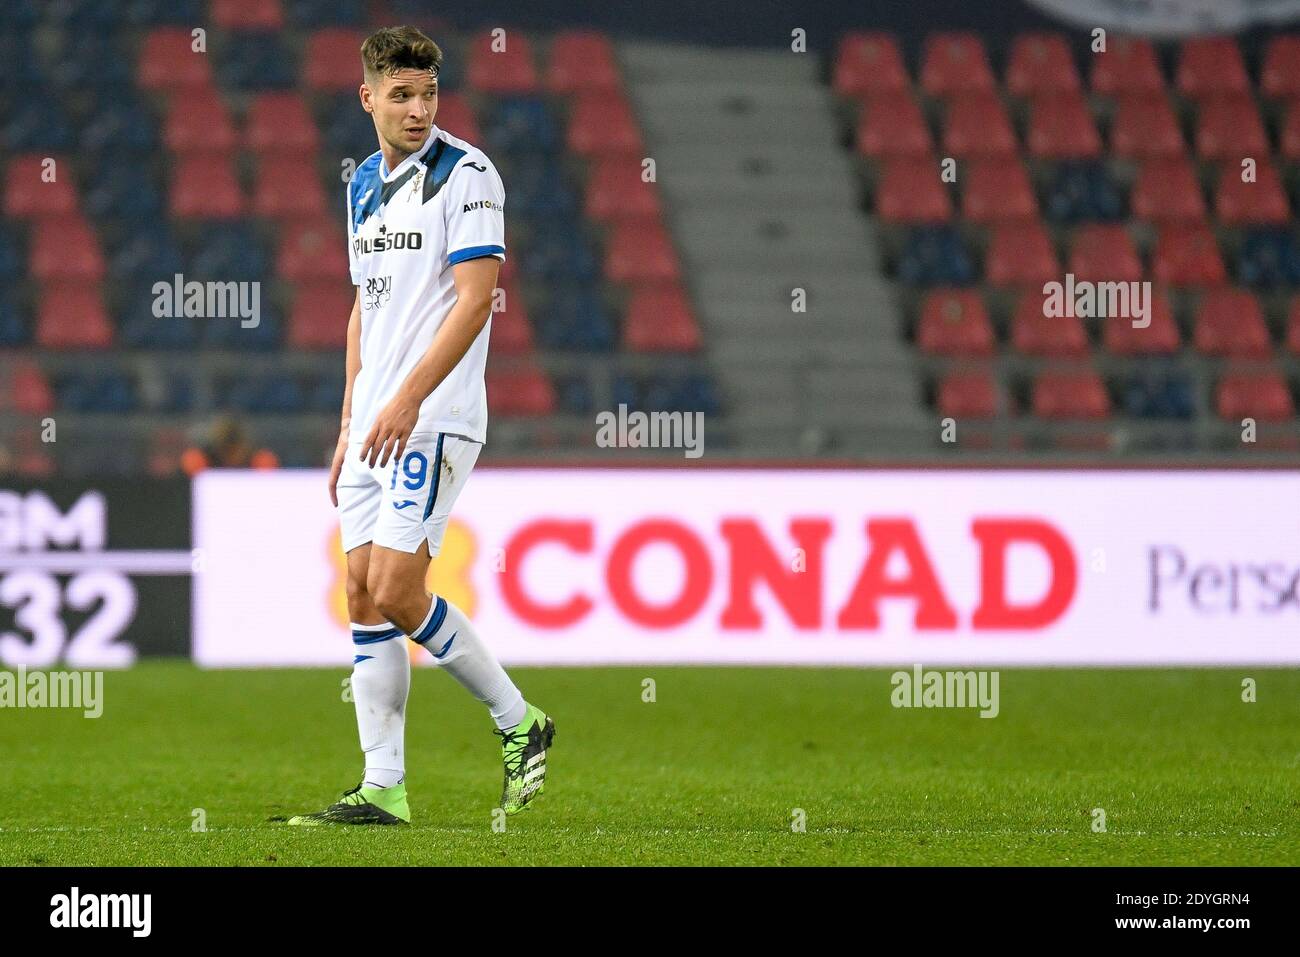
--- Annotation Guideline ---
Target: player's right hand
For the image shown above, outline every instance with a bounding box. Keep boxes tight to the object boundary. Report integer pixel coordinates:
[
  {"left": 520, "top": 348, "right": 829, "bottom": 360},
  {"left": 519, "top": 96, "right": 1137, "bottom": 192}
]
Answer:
[{"left": 328, "top": 431, "right": 348, "bottom": 507}]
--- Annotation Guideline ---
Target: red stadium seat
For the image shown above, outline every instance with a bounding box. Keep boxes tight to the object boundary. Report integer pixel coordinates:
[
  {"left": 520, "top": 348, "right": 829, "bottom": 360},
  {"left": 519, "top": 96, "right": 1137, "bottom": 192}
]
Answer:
[
  {"left": 287, "top": 285, "right": 352, "bottom": 349},
  {"left": 1131, "top": 158, "right": 1206, "bottom": 223},
  {"left": 1068, "top": 224, "right": 1142, "bottom": 283},
  {"left": 245, "top": 92, "right": 319, "bottom": 155},
  {"left": 466, "top": 30, "right": 538, "bottom": 94},
  {"left": 943, "top": 93, "right": 1017, "bottom": 158},
  {"left": 0, "top": 360, "right": 55, "bottom": 414},
  {"left": 584, "top": 156, "right": 661, "bottom": 222},
  {"left": 36, "top": 285, "right": 113, "bottom": 349},
  {"left": 163, "top": 90, "right": 238, "bottom": 154},
  {"left": 604, "top": 220, "right": 681, "bottom": 284},
  {"left": 855, "top": 94, "right": 933, "bottom": 158},
  {"left": 876, "top": 158, "right": 951, "bottom": 223},
  {"left": 1011, "top": 290, "right": 1089, "bottom": 357},
  {"left": 138, "top": 27, "right": 214, "bottom": 91},
  {"left": 435, "top": 93, "right": 482, "bottom": 144},
  {"left": 170, "top": 157, "right": 245, "bottom": 219},
  {"left": 30, "top": 215, "right": 105, "bottom": 283},
  {"left": 1289, "top": 294, "right": 1300, "bottom": 355},
  {"left": 623, "top": 285, "right": 701, "bottom": 352},
  {"left": 1090, "top": 36, "right": 1164, "bottom": 95},
  {"left": 1177, "top": 37, "right": 1250, "bottom": 98},
  {"left": 937, "top": 369, "right": 1002, "bottom": 418},
  {"left": 1032, "top": 369, "right": 1110, "bottom": 419},
  {"left": 1195, "top": 96, "right": 1268, "bottom": 160},
  {"left": 1103, "top": 291, "right": 1181, "bottom": 355},
  {"left": 302, "top": 29, "right": 368, "bottom": 93},
  {"left": 487, "top": 363, "right": 556, "bottom": 416},
  {"left": 547, "top": 31, "right": 621, "bottom": 94},
  {"left": 921, "top": 33, "right": 996, "bottom": 96},
  {"left": 211, "top": 0, "right": 283, "bottom": 29},
  {"left": 3, "top": 154, "right": 78, "bottom": 219},
  {"left": 253, "top": 157, "right": 326, "bottom": 219},
  {"left": 488, "top": 277, "right": 533, "bottom": 355},
  {"left": 962, "top": 160, "right": 1037, "bottom": 222},
  {"left": 1152, "top": 222, "right": 1226, "bottom": 285},
  {"left": 1006, "top": 33, "right": 1081, "bottom": 96},
  {"left": 1282, "top": 101, "right": 1300, "bottom": 160},
  {"left": 1261, "top": 35, "right": 1300, "bottom": 99},
  {"left": 1110, "top": 95, "right": 1185, "bottom": 160},
  {"left": 1027, "top": 94, "right": 1101, "bottom": 158},
  {"left": 1216, "top": 371, "right": 1295, "bottom": 421},
  {"left": 986, "top": 220, "right": 1059, "bottom": 287},
  {"left": 916, "top": 290, "right": 995, "bottom": 357},
  {"left": 567, "top": 91, "right": 642, "bottom": 157},
  {"left": 1193, "top": 288, "right": 1272, "bottom": 357},
  {"left": 834, "top": 32, "right": 909, "bottom": 97},
  {"left": 1215, "top": 160, "right": 1290, "bottom": 225},
  {"left": 276, "top": 219, "right": 349, "bottom": 282}
]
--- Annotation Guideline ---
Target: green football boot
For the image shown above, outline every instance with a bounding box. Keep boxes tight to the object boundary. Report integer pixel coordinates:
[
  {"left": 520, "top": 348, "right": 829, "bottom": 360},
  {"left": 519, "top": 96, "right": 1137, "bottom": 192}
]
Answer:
[
  {"left": 495, "top": 703, "right": 555, "bottom": 814},
  {"left": 286, "top": 781, "right": 410, "bottom": 826}
]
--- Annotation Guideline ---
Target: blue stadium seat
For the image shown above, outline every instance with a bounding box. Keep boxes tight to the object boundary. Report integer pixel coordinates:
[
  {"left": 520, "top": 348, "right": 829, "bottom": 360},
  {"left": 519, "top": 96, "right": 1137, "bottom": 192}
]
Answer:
[
  {"left": 54, "top": 34, "right": 134, "bottom": 87},
  {"left": 897, "top": 226, "right": 976, "bottom": 286},
  {"left": 285, "top": 0, "right": 366, "bottom": 27},
  {"left": 159, "top": 374, "right": 195, "bottom": 413},
  {"left": 3, "top": 103, "right": 74, "bottom": 151},
  {"left": 0, "top": 292, "right": 29, "bottom": 347},
  {"left": 0, "top": 1, "right": 40, "bottom": 28},
  {"left": 536, "top": 286, "right": 616, "bottom": 351},
  {"left": 678, "top": 374, "right": 722, "bottom": 415},
  {"left": 121, "top": 0, "right": 204, "bottom": 25},
  {"left": 0, "top": 228, "right": 23, "bottom": 281},
  {"left": 86, "top": 165, "right": 165, "bottom": 221},
  {"left": 1044, "top": 161, "right": 1124, "bottom": 223},
  {"left": 202, "top": 309, "right": 283, "bottom": 351},
  {"left": 61, "top": 0, "right": 126, "bottom": 29},
  {"left": 1237, "top": 229, "right": 1300, "bottom": 288},
  {"left": 612, "top": 374, "right": 641, "bottom": 411},
  {"left": 519, "top": 226, "right": 598, "bottom": 282},
  {"left": 1122, "top": 372, "right": 1195, "bottom": 419},
  {"left": 109, "top": 229, "right": 184, "bottom": 281},
  {"left": 505, "top": 161, "right": 579, "bottom": 218},
  {"left": 556, "top": 375, "right": 594, "bottom": 414},
  {"left": 486, "top": 98, "right": 560, "bottom": 155},
  {"left": 324, "top": 96, "right": 377, "bottom": 160},
  {"left": 219, "top": 33, "right": 297, "bottom": 90},
  {"left": 188, "top": 225, "right": 268, "bottom": 282},
  {"left": 308, "top": 374, "right": 345, "bottom": 413},
  {"left": 81, "top": 101, "right": 159, "bottom": 157},
  {"left": 118, "top": 284, "right": 200, "bottom": 349}
]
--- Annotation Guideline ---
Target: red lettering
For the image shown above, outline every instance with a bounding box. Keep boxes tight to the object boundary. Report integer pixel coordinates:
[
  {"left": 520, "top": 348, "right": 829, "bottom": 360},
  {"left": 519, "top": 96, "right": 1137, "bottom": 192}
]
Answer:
[
  {"left": 837, "top": 519, "right": 958, "bottom": 629},
  {"left": 500, "top": 520, "right": 593, "bottom": 627},
  {"left": 606, "top": 520, "right": 712, "bottom": 628},
  {"left": 970, "top": 519, "right": 1077, "bottom": 629},
  {"left": 720, "top": 518, "right": 831, "bottom": 629}
]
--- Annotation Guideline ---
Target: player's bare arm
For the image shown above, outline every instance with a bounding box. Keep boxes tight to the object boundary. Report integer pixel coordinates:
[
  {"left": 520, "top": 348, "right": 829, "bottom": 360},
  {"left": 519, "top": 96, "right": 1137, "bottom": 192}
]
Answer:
[
  {"left": 329, "top": 288, "right": 363, "bottom": 506},
  {"left": 358, "top": 256, "right": 499, "bottom": 469}
]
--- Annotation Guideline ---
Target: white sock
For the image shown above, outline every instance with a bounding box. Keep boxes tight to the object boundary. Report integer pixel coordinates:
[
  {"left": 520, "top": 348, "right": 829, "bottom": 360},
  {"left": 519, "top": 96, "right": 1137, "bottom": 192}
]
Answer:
[
  {"left": 350, "top": 622, "right": 409, "bottom": 789},
  {"left": 409, "top": 596, "right": 527, "bottom": 730}
]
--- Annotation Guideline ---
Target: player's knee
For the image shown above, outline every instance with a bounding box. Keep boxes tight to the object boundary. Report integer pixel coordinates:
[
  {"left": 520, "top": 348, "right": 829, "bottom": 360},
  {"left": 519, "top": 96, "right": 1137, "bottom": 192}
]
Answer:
[{"left": 366, "top": 576, "right": 406, "bottom": 623}]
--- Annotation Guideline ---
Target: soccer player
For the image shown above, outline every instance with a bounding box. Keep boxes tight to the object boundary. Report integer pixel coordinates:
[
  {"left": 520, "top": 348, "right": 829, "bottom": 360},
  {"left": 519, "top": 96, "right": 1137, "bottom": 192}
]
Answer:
[{"left": 289, "top": 26, "right": 553, "bottom": 825}]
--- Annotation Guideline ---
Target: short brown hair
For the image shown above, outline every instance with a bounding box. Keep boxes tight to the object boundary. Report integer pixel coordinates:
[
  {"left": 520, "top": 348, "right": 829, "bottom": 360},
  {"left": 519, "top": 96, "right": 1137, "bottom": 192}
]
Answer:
[{"left": 361, "top": 26, "right": 442, "bottom": 83}]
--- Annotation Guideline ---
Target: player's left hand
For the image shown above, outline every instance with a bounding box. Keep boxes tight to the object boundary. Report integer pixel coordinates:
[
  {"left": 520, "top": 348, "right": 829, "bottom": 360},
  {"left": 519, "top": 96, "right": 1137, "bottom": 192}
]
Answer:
[{"left": 360, "top": 394, "right": 421, "bottom": 468}]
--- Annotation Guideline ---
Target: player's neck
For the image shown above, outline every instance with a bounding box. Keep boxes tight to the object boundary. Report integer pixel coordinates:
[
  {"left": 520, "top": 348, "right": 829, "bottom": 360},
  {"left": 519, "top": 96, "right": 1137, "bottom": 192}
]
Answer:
[{"left": 379, "top": 131, "right": 433, "bottom": 178}]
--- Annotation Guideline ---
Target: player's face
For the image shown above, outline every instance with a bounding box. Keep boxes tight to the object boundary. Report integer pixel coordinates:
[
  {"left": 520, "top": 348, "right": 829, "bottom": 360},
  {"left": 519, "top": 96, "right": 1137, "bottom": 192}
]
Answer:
[{"left": 363, "top": 67, "right": 438, "bottom": 157}]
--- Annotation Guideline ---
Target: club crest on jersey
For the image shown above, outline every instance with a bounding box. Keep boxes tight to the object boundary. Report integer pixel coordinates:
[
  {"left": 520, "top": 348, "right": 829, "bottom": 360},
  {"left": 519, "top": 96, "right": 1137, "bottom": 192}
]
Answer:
[
  {"left": 353, "top": 222, "right": 424, "bottom": 256},
  {"left": 363, "top": 275, "right": 392, "bottom": 311}
]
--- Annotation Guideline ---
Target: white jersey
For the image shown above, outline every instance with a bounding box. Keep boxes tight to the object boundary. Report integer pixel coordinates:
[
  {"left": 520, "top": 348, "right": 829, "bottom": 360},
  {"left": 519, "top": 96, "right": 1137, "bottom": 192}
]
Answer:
[{"left": 345, "top": 125, "right": 505, "bottom": 444}]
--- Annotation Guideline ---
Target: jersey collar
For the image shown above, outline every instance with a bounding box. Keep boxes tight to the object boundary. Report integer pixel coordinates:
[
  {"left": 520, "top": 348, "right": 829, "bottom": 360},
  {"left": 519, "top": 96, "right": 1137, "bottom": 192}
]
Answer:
[{"left": 380, "top": 126, "right": 441, "bottom": 182}]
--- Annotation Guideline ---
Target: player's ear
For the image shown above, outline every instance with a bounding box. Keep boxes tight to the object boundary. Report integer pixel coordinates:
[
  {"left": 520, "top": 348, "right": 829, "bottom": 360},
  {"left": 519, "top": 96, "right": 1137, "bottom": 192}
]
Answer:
[{"left": 359, "top": 82, "right": 373, "bottom": 113}]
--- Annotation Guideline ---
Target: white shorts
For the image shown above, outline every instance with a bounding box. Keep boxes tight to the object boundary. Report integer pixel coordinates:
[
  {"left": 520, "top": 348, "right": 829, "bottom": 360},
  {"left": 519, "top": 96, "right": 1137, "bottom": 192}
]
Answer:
[{"left": 337, "top": 431, "right": 482, "bottom": 555}]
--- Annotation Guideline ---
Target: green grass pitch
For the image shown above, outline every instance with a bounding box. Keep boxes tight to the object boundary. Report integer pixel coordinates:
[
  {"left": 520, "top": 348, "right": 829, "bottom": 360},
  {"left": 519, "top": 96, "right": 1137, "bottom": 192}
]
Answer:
[{"left": 0, "top": 662, "right": 1295, "bottom": 866}]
